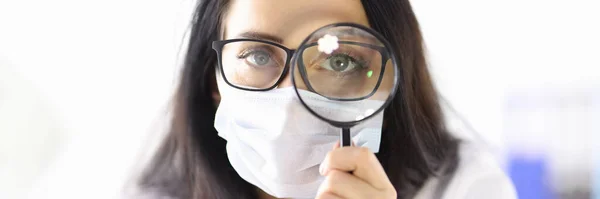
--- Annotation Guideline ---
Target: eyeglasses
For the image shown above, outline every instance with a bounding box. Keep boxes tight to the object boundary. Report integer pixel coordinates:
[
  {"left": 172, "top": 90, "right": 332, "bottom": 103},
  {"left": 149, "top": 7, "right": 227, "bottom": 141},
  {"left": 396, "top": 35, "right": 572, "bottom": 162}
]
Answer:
[
  {"left": 212, "top": 38, "right": 390, "bottom": 99},
  {"left": 212, "top": 39, "right": 295, "bottom": 91}
]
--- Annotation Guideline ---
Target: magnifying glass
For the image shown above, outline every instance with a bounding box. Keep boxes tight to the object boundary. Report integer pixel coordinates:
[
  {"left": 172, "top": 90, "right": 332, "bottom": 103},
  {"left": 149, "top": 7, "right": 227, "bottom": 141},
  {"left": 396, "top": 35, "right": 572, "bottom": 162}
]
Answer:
[{"left": 291, "top": 23, "right": 400, "bottom": 147}]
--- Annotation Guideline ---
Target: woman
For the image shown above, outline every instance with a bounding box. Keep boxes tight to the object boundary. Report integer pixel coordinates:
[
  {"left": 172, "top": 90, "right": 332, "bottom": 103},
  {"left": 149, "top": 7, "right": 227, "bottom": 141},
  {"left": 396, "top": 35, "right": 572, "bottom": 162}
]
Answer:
[{"left": 137, "top": 0, "right": 516, "bottom": 198}]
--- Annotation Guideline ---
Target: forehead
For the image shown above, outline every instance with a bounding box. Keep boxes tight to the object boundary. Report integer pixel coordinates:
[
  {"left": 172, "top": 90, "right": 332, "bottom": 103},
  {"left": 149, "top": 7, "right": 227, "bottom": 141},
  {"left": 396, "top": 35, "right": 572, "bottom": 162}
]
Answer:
[{"left": 223, "top": 0, "right": 370, "bottom": 48}]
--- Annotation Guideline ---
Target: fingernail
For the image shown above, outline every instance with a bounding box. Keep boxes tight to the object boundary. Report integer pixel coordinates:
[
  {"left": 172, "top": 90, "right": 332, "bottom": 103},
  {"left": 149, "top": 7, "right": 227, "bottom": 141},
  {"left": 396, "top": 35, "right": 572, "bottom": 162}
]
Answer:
[
  {"left": 319, "top": 162, "right": 327, "bottom": 175},
  {"left": 319, "top": 163, "right": 324, "bottom": 175}
]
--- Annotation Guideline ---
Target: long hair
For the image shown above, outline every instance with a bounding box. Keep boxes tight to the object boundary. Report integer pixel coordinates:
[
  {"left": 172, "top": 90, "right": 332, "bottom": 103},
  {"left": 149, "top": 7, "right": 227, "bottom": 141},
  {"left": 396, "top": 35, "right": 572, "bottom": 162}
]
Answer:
[{"left": 138, "top": 0, "right": 460, "bottom": 198}]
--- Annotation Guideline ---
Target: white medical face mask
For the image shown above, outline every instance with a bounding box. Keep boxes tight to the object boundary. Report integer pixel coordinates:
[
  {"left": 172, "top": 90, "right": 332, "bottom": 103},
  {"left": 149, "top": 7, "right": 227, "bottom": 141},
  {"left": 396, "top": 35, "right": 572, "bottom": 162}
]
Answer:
[{"left": 214, "top": 77, "right": 384, "bottom": 199}]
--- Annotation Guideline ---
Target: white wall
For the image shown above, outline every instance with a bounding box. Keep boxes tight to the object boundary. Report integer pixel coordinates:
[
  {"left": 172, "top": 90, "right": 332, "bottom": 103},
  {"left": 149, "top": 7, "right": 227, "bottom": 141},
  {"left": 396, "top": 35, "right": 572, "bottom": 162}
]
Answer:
[
  {"left": 413, "top": 0, "right": 600, "bottom": 148},
  {"left": 412, "top": 0, "right": 600, "bottom": 196},
  {"left": 0, "top": 63, "right": 68, "bottom": 199},
  {"left": 0, "top": 0, "right": 195, "bottom": 198}
]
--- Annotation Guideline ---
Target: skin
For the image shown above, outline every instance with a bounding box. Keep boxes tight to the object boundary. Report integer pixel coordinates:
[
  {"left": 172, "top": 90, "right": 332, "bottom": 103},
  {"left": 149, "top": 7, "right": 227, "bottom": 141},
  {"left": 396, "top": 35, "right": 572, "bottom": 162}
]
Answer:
[{"left": 218, "top": 0, "right": 397, "bottom": 198}]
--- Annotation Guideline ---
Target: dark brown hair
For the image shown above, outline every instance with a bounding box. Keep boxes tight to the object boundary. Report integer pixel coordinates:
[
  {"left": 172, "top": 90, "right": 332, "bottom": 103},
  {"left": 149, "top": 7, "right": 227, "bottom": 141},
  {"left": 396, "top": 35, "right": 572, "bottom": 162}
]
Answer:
[{"left": 138, "top": 0, "right": 460, "bottom": 198}]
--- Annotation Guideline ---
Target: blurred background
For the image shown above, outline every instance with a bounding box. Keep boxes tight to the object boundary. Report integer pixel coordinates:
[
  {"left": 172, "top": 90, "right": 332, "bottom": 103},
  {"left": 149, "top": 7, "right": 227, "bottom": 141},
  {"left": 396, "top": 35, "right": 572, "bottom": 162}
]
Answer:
[{"left": 0, "top": 0, "right": 598, "bottom": 198}]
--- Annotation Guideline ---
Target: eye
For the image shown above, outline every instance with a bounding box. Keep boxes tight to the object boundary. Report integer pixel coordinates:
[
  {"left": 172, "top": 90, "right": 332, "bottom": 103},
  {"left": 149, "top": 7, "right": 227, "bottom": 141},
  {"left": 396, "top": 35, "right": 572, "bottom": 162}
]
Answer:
[
  {"left": 240, "top": 50, "right": 273, "bottom": 67},
  {"left": 320, "top": 54, "right": 364, "bottom": 72}
]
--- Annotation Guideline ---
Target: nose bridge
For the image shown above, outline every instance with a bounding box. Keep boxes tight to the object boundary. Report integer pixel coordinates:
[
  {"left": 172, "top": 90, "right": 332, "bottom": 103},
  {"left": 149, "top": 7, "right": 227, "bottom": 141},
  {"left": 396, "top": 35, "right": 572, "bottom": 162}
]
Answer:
[{"left": 278, "top": 75, "right": 293, "bottom": 88}]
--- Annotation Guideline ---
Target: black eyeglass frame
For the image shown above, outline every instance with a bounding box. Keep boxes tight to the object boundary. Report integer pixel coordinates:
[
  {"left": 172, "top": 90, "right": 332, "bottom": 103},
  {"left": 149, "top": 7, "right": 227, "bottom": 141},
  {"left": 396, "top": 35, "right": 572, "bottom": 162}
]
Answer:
[{"left": 212, "top": 39, "right": 296, "bottom": 92}]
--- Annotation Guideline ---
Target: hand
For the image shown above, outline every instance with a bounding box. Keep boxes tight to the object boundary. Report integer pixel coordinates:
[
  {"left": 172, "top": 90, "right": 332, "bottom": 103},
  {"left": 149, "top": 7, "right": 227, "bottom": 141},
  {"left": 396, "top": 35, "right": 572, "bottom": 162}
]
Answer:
[{"left": 316, "top": 142, "right": 397, "bottom": 199}]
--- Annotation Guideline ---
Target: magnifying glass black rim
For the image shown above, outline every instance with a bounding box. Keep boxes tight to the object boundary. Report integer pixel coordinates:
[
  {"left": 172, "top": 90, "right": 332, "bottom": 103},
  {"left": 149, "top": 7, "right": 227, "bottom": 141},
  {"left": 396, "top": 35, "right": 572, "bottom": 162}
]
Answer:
[{"left": 291, "top": 22, "right": 401, "bottom": 128}]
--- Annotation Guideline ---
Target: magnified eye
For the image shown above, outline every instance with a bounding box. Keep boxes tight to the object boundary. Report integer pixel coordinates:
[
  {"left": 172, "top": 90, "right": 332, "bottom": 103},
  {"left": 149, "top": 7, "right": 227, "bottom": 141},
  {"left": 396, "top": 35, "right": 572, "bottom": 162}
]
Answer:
[{"left": 320, "top": 54, "right": 365, "bottom": 73}]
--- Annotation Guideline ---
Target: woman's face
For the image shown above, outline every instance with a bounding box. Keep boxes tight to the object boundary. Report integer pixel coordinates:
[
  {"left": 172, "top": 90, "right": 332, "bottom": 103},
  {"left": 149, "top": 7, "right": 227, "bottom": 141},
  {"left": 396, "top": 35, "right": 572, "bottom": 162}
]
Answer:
[{"left": 220, "top": 0, "right": 371, "bottom": 89}]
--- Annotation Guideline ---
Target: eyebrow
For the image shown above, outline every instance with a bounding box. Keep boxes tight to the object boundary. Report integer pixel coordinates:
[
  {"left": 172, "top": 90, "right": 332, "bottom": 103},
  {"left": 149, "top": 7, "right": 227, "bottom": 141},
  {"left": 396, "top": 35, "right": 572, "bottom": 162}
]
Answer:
[{"left": 237, "top": 31, "right": 284, "bottom": 44}]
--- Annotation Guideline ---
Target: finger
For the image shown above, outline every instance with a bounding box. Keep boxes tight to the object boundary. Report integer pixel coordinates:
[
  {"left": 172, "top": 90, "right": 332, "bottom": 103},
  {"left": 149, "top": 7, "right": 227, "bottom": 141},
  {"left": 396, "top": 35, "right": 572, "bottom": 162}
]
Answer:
[
  {"left": 316, "top": 170, "right": 377, "bottom": 199},
  {"left": 320, "top": 147, "right": 392, "bottom": 190}
]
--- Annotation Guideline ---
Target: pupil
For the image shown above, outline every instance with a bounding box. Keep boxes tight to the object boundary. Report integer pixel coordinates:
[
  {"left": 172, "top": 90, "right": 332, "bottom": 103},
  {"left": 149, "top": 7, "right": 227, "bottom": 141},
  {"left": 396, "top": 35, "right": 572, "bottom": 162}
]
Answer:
[{"left": 330, "top": 55, "right": 349, "bottom": 71}]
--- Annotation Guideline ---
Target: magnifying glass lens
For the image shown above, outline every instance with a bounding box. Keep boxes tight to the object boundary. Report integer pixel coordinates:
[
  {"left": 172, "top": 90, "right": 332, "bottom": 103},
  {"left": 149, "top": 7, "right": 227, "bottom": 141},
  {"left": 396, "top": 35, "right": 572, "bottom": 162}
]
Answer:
[{"left": 293, "top": 25, "right": 398, "bottom": 124}]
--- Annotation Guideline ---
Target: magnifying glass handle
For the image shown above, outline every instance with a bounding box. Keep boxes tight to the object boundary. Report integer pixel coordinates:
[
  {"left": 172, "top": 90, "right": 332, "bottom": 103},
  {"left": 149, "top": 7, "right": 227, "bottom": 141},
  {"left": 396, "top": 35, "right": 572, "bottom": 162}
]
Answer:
[{"left": 340, "top": 127, "right": 352, "bottom": 147}]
